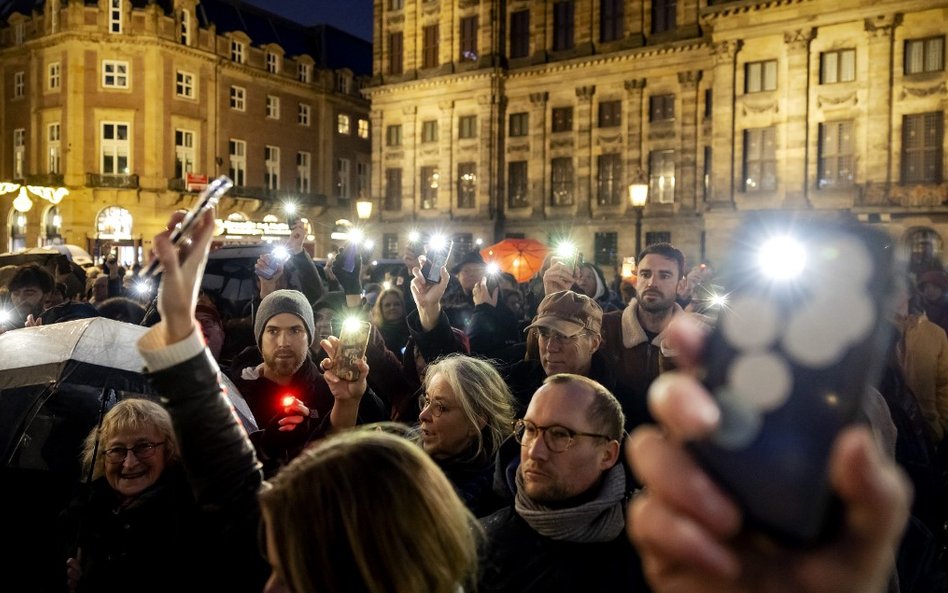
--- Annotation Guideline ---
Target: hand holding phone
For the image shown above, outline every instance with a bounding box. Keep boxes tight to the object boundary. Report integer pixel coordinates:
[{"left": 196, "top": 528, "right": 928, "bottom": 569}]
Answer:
[
  {"left": 333, "top": 319, "right": 371, "bottom": 381},
  {"left": 688, "top": 216, "right": 899, "bottom": 544},
  {"left": 140, "top": 175, "right": 234, "bottom": 278},
  {"left": 421, "top": 240, "right": 453, "bottom": 284},
  {"left": 256, "top": 246, "right": 292, "bottom": 280}
]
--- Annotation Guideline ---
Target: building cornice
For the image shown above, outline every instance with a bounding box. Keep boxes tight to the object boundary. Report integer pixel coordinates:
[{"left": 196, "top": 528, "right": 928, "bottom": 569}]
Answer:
[
  {"left": 505, "top": 39, "right": 709, "bottom": 80},
  {"left": 363, "top": 68, "right": 504, "bottom": 98}
]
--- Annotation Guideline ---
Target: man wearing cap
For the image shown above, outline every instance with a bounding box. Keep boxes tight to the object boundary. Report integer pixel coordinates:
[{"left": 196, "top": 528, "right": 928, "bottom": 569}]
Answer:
[
  {"left": 227, "top": 289, "right": 371, "bottom": 474},
  {"left": 917, "top": 269, "right": 948, "bottom": 334}
]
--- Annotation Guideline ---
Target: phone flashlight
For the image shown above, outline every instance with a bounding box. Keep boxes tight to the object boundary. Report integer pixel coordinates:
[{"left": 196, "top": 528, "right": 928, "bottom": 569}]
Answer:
[
  {"left": 758, "top": 236, "right": 807, "bottom": 281},
  {"left": 281, "top": 395, "right": 296, "bottom": 408},
  {"left": 0, "top": 309, "right": 10, "bottom": 325},
  {"left": 408, "top": 230, "right": 421, "bottom": 244},
  {"left": 134, "top": 280, "right": 152, "bottom": 296},
  {"left": 428, "top": 234, "right": 447, "bottom": 252},
  {"left": 486, "top": 262, "right": 500, "bottom": 276}
]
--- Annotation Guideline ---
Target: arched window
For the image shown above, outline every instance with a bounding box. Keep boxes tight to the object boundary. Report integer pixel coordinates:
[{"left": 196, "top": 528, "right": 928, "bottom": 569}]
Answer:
[
  {"left": 96, "top": 206, "right": 133, "bottom": 239},
  {"left": 8, "top": 209, "right": 27, "bottom": 251},
  {"left": 904, "top": 227, "right": 944, "bottom": 273},
  {"left": 180, "top": 10, "right": 191, "bottom": 45},
  {"left": 43, "top": 206, "right": 62, "bottom": 245}
]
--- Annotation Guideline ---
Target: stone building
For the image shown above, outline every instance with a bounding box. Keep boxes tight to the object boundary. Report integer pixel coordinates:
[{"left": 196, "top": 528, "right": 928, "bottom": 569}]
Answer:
[
  {"left": 0, "top": 0, "right": 371, "bottom": 263},
  {"left": 366, "top": 0, "right": 947, "bottom": 277}
]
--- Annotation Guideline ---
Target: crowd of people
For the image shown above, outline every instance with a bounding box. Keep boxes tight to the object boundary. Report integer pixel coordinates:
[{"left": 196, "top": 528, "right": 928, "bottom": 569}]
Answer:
[{"left": 1, "top": 210, "right": 946, "bottom": 593}]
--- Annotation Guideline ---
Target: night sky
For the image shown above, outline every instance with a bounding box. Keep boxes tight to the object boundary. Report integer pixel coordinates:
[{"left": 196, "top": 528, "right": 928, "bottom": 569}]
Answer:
[{"left": 242, "top": 0, "right": 374, "bottom": 42}]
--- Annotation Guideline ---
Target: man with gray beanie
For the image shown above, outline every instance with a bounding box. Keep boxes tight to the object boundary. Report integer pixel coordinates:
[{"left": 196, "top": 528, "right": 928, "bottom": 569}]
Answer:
[{"left": 228, "top": 289, "right": 373, "bottom": 475}]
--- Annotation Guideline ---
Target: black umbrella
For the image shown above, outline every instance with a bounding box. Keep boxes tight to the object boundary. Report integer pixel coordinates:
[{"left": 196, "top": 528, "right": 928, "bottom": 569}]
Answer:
[{"left": 0, "top": 317, "right": 258, "bottom": 593}]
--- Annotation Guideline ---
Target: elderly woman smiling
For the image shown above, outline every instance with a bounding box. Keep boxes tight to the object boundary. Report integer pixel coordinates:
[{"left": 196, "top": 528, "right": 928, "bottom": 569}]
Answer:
[{"left": 418, "top": 353, "right": 516, "bottom": 517}]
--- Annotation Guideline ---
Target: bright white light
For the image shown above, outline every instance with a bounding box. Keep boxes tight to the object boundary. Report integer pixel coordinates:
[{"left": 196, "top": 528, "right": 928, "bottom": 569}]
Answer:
[
  {"left": 428, "top": 234, "right": 447, "bottom": 251},
  {"left": 271, "top": 245, "right": 290, "bottom": 262},
  {"left": 134, "top": 281, "right": 151, "bottom": 295},
  {"left": 382, "top": 281, "right": 392, "bottom": 290},
  {"left": 342, "top": 317, "right": 363, "bottom": 333},
  {"left": 475, "top": 238, "right": 483, "bottom": 246},
  {"left": 408, "top": 230, "right": 421, "bottom": 243},
  {"left": 555, "top": 241, "right": 576, "bottom": 259},
  {"left": 371, "top": 259, "right": 379, "bottom": 266},
  {"left": 758, "top": 236, "right": 807, "bottom": 280},
  {"left": 709, "top": 293, "right": 728, "bottom": 308},
  {"left": 0, "top": 310, "right": 10, "bottom": 324},
  {"left": 486, "top": 262, "right": 500, "bottom": 275},
  {"left": 283, "top": 202, "right": 298, "bottom": 215},
  {"left": 363, "top": 239, "right": 375, "bottom": 251},
  {"left": 349, "top": 228, "right": 365, "bottom": 245}
]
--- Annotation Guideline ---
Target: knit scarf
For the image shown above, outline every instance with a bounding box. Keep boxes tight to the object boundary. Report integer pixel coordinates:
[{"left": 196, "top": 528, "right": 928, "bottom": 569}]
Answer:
[{"left": 514, "top": 463, "right": 626, "bottom": 543}]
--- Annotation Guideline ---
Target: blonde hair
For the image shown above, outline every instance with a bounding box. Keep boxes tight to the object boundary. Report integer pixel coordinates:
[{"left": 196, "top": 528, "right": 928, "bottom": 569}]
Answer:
[
  {"left": 424, "top": 353, "right": 516, "bottom": 460},
  {"left": 80, "top": 398, "right": 177, "bottom": 481},
  {"left": 370, "top": 287, "right": 405, "bottom": 327},
  {"left": 259, "top": 430, "right": 480, "bottom": 593}
]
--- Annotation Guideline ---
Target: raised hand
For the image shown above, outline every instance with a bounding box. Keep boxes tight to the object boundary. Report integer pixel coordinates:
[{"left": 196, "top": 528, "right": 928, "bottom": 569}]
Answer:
[
  {"left": 625, "top": 318, "right": 912, "bottom": 593},
  {"left": 152, "top": 208, "right": 216, "bottom": 345},
  {"left": 410, "top": 258, "right": 449, "bottom": 331}
]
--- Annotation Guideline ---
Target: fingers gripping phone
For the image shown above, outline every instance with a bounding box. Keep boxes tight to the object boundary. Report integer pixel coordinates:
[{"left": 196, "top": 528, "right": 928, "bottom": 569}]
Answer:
[
  {"left": 256, "top": 246, "right": 292, "bottom": 280},
  {"left": 688, "top": 216, "right": 899, "bottom": 544},
  {"left": 140, "top": 175, "right": 234, "bottom": 277},
  {"left": 334, "top": 319, "right": 371, "bottom": 381},
  {"left": 422, "top": 240, "right": 453, "bottom": 284}
]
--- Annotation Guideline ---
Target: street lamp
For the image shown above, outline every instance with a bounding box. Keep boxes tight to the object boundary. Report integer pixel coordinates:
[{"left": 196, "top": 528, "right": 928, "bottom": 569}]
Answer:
[
  {"left": 355, "top": 198, "right": 373, "bottom": 220},
  {"left": 628, "top": 181, "right": 648, "bottom": 257}
]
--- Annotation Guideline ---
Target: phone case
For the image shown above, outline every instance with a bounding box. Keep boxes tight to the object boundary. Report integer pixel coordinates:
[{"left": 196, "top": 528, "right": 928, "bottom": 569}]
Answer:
[
  {"left": 340, "top": 241, "right": 360, "bottom": 273},
  {"left": 139, "top": 175, "right": 234, "bottom": 278},
  {"left": 688, "top": 216, "right": 898, "bottom": 544},
  {"left": 422, "top": 241, "right": 454, "bottom": 284},
  {"left": 255, "top": 250, "right": 291, "bottom": 280},
  {"left": 334, "top": 320, "right": 371, "bottom": 381}
]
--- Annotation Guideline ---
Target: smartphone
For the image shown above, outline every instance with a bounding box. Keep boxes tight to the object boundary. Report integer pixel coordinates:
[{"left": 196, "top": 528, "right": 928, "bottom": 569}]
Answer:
[
  {"left": 422, "top": 240, "right": 454, "bottom": 284},
  {"left": 334, "top": 319, "right": 371, "bottom": 381},
  {"left": 256, "top": 246, "right": 292, "bottom": 280},
  {"left": 340, "top": 240, "right": 360, "bottom": 274},
  {"left": 140, "top": 175, "right": 234, "bottom": 277},
  {"left": 485, "top": 270, "right": 499, "bottom": 293},
  {"left": 688, "top": 216, "right": 899, "bottom": 544}
]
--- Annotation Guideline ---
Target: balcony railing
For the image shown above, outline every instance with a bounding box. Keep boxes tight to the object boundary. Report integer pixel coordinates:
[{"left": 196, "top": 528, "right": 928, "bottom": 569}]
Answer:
[
  {"left": 25, "top": 173, "right": 65, "bottom": 186},
  {"left": 86, "top": 173, "right": 140, "bottom": 189}
]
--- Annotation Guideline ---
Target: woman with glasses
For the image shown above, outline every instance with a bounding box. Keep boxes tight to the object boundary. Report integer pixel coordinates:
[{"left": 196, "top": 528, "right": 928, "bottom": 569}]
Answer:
[
  {"left": 60, "top": 396, "right": 265, "bottom": 593},
  {"left": 417, "top": 353, "right": 516, "bottom": 517}
]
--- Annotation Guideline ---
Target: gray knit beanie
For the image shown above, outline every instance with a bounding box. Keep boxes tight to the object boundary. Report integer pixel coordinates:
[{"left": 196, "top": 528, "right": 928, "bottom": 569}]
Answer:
[{"left": 254, "top": 289, "right": 315, "bottom": 346}]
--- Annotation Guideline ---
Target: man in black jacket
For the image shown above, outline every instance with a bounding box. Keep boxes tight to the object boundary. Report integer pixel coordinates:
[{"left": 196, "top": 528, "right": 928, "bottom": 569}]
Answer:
[
  {"left": 479, "top": 374, "right": 647, "bottom": 593},
  {"left": 228, "top": 289, "right": 382, "bottom": 473}
]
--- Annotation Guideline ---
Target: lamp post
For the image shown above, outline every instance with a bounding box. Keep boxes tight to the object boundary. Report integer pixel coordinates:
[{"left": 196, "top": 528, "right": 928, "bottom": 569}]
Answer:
[{"left": 628, "top": 181, "right": 648, "bottom": 257}]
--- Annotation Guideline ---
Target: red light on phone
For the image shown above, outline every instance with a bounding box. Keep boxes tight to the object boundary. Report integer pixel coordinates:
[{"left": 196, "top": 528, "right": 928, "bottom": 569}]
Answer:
[{"left": 281, "top": 395, "right": 296, "bottom": 407}]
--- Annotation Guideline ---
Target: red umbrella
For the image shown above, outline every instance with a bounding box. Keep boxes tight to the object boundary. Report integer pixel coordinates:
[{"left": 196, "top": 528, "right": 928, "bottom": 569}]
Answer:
[{"left": 480, "top": 238, "right": 549, "bottom": 283}]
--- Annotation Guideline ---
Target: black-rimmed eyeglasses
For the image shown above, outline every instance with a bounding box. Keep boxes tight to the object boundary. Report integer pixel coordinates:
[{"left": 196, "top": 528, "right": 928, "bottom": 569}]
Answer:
[
  {"left": 512, "top": 419, "right": 612, "bottom": 453},
  {"left": 103, "top": 441, "right": 166, "bottom": 464}
]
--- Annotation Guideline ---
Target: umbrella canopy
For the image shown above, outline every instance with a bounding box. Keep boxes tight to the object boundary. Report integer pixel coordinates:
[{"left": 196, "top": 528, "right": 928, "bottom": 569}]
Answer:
[
  {"left": 480, "top": 238, "right": 549, "bottom": 283},
  {"left": 0, "top": 317, "right": 257, "bottom": 468}
]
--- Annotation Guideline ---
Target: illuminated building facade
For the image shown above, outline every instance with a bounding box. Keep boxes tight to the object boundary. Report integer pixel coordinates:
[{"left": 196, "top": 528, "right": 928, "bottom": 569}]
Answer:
[
  {"left": 367, "top": 0, "right": 947, "bottom": 275},
  {"left": 0, "top": 0, "right": 371, "bottom": 262}
]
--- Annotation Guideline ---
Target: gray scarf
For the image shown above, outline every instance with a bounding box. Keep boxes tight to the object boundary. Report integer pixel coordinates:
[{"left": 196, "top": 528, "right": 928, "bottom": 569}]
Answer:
[{"left": 514, "top": 463, "right": 626, "bottom": 543}]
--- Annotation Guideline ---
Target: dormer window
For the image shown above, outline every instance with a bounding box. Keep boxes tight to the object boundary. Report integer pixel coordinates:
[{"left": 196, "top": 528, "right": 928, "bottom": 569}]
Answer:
[
  {"left": 109, "top": 0, "right": 123, "bottom": 34},
  {"left": 267, "top": 52, "right": 280, "bottom": 74},
  {"left": 231, "top": 40, "right": 246, "bottom": 64},
  {"left": 180, "top": 10, "right": 191, "bottom": 45}
]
